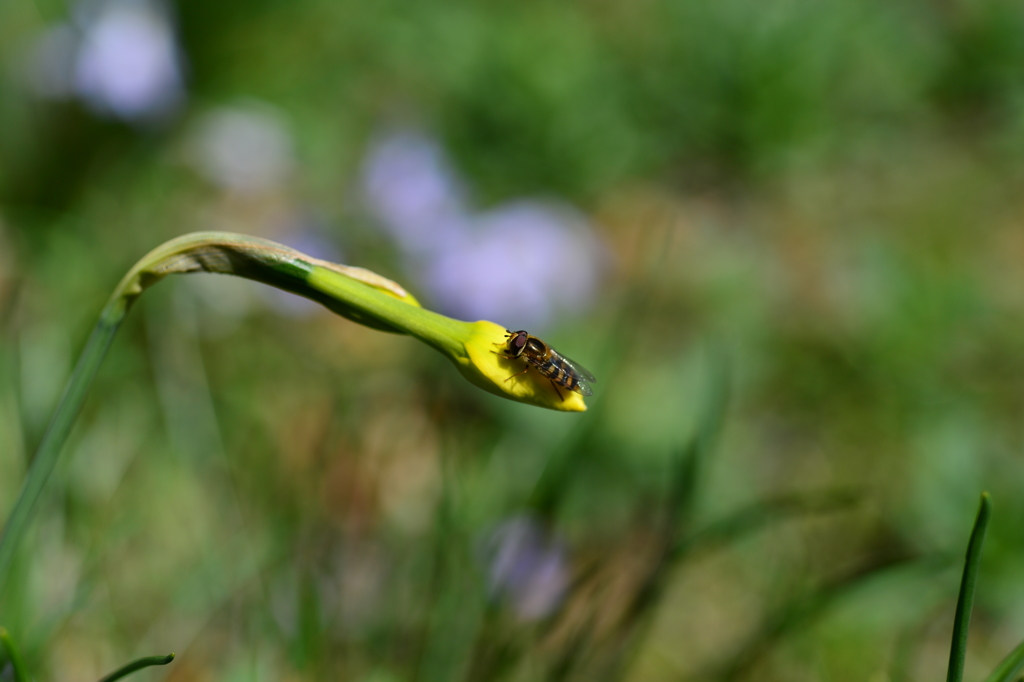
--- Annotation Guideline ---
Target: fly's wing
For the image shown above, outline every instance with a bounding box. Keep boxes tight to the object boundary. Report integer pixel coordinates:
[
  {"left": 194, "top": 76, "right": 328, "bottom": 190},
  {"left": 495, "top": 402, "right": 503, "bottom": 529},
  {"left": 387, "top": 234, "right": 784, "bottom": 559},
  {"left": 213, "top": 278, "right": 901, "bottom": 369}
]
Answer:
[
  {"left": 572, "top": 377, "right": 594, "bottom": 397},
  {"left": 557, "top": 352, "right": 597, "bottom": 396}
]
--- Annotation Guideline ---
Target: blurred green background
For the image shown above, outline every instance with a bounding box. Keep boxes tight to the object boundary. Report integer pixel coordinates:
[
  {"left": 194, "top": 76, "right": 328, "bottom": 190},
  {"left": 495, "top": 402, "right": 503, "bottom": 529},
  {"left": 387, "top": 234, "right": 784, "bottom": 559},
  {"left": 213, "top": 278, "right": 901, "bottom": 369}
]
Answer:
[{"left": 3, "top": 0, "right": 1024, "bottom": 680}]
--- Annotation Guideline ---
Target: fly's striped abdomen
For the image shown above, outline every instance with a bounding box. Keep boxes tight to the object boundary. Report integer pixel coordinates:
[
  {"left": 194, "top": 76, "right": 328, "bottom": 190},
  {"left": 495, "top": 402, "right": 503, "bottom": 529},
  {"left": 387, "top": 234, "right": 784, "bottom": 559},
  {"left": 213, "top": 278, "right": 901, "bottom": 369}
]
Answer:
[{"left": 538, "top": 355, "right": 576, "bottom": 390}]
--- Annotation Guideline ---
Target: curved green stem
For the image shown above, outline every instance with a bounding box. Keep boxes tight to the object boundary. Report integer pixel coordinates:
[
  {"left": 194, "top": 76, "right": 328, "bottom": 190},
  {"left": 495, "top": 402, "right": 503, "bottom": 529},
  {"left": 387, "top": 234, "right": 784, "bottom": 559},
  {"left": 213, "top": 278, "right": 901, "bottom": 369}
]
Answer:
[
  {"left": 1, "top": 232, "right": 589, "bottom": 603},
  {"left": 0, "top": 317, "right": 120, "bottom": 599}
]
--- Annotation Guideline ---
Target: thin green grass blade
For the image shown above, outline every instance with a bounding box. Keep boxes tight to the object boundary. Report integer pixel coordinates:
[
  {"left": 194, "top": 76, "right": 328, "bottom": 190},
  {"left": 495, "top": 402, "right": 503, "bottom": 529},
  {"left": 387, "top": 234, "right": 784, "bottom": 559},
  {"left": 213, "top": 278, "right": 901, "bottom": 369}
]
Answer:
[
  {"left": 0, "top": 626, "right": 30, "bottom": 682},
  {"left": 96, "top": 653, "right": 174, "bottom": 682},
  {"left": 946, "top": 492, "right": 992, "bottom": 682},
  {"left": 0, "top": 317, "right": 121, "bottom": 600},
  {"left": 982, "top": 637, "right": 1024, "bottom": 682}
]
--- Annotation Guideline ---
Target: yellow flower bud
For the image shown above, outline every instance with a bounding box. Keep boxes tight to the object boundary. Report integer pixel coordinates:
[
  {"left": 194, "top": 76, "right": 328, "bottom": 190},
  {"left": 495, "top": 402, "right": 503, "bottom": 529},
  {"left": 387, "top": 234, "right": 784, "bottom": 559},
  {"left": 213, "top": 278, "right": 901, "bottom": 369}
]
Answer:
[{"left": 458, "top": 321, "right": 588, "bottom": 412}]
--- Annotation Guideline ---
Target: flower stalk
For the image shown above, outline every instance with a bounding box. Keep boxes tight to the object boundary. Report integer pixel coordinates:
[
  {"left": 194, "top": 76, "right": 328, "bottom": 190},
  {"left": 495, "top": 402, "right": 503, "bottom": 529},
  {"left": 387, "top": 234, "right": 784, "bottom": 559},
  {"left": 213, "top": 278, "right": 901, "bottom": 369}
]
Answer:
[
  {"left": 0, "top": 232, "right": 587, "bottom": 602},
  {"left": 106, "top": 232, "right": 587, "bottom": 411}
]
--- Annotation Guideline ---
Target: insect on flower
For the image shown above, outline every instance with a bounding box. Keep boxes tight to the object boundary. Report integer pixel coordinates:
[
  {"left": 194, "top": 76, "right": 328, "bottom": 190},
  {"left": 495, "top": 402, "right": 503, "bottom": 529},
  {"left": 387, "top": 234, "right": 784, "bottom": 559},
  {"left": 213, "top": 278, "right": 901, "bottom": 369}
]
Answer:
[{"left": 496, "top": 330, "right": 596, "bottom": 400}]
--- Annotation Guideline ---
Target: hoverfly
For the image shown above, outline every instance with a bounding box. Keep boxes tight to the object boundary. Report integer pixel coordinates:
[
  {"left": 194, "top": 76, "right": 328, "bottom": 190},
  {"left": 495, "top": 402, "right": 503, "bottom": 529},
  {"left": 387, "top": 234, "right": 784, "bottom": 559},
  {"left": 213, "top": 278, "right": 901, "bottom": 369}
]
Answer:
[{"left": 496, "top": 330, "right": 596, "bottom": 399}]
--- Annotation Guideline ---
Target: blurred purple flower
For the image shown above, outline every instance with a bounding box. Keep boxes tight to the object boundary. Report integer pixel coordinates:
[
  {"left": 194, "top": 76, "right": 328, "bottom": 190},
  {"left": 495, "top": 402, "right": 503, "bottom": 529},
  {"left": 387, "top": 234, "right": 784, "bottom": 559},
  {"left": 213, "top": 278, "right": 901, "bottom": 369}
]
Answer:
[
  {"left": 26, "top": 0, "right": 185, "bottom": 123},
  {"left": 424, "top": 201, "right": 600, "bottom": 326},
  {"left": 362, "top": 130, "right": 468, "bottom": 256},
  {"left": 74, "top": 0, "right": 184, "bottom": 121},
  {"left": 361, "top": 130, "right": 602, "bottom": 327},
  {"left": 188, "top": 103, "right": 296, "bottom": 193},
  {"left": 482, "top": 516, "right": 569, "bottom": 621}
]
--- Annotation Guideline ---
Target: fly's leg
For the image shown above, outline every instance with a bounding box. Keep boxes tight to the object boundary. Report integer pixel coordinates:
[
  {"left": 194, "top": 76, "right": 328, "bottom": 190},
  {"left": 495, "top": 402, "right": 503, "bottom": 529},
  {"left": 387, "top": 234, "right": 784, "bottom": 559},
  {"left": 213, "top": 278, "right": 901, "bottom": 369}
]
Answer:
[
  {"left": 504, "top": 366, "right": 530, "bottom": 383},
  {"left": 549, "top": 379, "right": 564, "bottom": 400},
  {"left": 491, "top": 349, "right": 530, "bottom": 383}
]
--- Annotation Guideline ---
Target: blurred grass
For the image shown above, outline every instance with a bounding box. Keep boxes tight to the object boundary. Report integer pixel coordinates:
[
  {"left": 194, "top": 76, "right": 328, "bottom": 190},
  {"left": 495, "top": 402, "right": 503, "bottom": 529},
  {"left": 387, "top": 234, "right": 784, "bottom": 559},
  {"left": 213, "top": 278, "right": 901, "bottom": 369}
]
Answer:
[{"left": 2, "top": 0, "right": 1024, "bottom": 680}]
